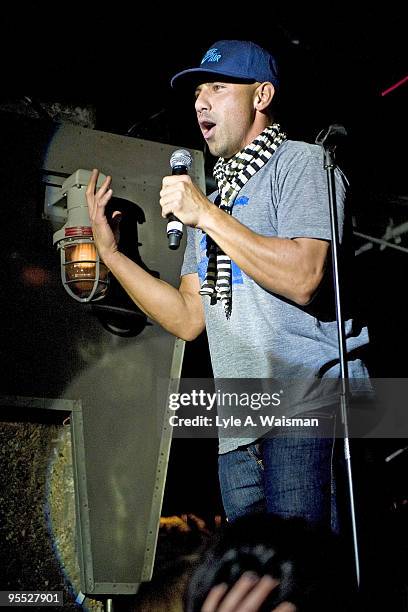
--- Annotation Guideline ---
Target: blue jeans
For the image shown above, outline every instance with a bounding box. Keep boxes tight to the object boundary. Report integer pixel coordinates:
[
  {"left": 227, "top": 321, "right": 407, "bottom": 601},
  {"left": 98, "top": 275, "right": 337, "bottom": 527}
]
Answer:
[{"left": 218, "top": 407, "right": 339, "bottom": 532}]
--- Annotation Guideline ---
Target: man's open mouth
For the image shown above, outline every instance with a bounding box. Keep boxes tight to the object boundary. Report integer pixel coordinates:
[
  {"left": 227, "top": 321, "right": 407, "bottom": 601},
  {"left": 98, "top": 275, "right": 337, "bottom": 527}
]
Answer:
[{"left": 200, "top": 120, "right": 216, "bottom": 140}]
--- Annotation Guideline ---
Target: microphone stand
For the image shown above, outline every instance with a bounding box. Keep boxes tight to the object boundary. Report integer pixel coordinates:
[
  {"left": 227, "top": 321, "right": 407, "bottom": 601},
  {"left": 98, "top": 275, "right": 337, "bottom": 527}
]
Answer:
[{"left": 315, "top": 124, "right": 361, "bottom": 588}]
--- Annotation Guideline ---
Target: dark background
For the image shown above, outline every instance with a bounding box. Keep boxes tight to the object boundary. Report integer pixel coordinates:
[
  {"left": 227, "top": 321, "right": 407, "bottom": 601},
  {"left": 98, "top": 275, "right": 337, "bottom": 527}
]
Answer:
[{"left": 2, "top": 7, "right": 407, "bottom": 180}]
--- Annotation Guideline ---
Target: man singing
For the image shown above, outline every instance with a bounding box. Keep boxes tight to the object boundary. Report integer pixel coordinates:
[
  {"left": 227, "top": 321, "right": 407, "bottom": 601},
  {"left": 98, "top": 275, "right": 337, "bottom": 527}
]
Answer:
[{"left": 86, "top": 40, "right": 369, "bottom": 530}]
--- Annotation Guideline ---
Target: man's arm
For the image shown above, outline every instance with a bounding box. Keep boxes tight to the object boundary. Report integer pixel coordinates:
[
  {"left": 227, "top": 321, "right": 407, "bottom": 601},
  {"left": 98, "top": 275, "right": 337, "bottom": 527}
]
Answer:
[
  {"left": 199, "top": 205, "right": 329, "bottom": 306},
  {"left": 86, "top": 170, "right": 205, "bottom": 341},
  {"left": 160, "top": 175, "right": 329, "bottom": 306}
]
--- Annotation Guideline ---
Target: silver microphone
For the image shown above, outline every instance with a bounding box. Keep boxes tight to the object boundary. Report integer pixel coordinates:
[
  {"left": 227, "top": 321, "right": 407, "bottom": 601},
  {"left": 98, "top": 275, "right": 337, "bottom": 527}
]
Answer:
[{"left": 167, "top": 149, "right": 193, "bottom": 250}]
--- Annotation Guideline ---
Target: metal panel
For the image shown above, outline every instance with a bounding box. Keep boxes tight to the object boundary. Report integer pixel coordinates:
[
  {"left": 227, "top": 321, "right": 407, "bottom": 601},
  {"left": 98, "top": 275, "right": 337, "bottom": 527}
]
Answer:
[
  {"left": 42, "top": 123, "right": 206, "bottom": 276},
  {"left": 0, "top": 113, "right": 205, "bottom": 596}
]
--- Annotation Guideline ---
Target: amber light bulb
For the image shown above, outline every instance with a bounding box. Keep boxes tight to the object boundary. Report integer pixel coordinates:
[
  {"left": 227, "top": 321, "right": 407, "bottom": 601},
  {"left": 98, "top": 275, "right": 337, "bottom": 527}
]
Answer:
[
  {"left": 53, "top": 170, "right": 110, "bottom": 302},
  {"left": 64, "top": 242, "right": 108, "bottom": 299}
]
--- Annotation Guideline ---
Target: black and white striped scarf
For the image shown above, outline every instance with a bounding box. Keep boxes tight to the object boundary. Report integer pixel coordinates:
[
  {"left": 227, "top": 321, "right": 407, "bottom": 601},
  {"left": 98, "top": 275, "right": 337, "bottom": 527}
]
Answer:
[{"left": 199, "top": 123, "right": 287, "bottom": 318}]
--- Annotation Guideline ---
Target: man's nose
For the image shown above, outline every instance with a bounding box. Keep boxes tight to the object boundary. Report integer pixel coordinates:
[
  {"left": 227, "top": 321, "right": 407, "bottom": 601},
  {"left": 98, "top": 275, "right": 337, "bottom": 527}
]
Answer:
[{"left": 195, "top": 88, "right": 211, "bottom": 113}]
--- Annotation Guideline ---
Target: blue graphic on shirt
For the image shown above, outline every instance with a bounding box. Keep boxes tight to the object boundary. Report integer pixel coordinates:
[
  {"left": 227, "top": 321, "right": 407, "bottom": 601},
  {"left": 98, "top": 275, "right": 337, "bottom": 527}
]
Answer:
[
  {"left": 201, "top": 48, "right": 222, "bottom": 64},
  {"left": 234, "top": 196, "right": 249, "bottom": 207},
  {"left": 231, "top": 261, "right": 244, "bottom": 284},
  {"left": 198, "top": 232, "right": 243, "bottom": 285}
]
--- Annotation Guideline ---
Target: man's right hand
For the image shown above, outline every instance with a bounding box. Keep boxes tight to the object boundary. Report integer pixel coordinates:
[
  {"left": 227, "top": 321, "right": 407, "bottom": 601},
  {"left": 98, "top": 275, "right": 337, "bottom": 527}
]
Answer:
[{"left": 86, "top": 169, "right": 121, "bottom": 266}]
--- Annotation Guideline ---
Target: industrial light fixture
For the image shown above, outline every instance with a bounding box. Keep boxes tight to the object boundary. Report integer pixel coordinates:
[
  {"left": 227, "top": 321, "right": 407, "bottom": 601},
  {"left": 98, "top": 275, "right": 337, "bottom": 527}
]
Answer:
[{"left": 52, "top": 169, "right": 109, "bottom": 302}]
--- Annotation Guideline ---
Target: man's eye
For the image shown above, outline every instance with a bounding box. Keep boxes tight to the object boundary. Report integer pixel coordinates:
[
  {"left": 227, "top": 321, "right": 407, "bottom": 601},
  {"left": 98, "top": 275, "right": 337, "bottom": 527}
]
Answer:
[{"left": 213, "top": 84, "right": 224, "bottom": 91}]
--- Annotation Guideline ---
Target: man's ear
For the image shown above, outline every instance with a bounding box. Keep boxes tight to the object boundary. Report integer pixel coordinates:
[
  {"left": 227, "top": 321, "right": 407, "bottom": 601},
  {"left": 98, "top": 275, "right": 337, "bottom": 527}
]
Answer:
[{"left": 254, "top": 82, "right": 275, "bottom": 112}]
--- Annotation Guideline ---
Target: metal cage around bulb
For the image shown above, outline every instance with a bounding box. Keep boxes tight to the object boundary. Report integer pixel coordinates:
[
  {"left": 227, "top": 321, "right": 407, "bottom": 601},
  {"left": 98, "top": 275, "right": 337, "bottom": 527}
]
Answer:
[
  {"left": 57, "top": 231, "right": 109, "bottom": 302},
  {"left": 52, "top": 170, "right": 110, "bottom": 303}
]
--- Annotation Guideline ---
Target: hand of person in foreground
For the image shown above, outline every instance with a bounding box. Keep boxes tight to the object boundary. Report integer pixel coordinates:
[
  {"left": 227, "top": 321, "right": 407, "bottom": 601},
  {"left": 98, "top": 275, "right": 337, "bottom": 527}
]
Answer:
[{"left": 201, "top": 571, "right": 297, "bottom": 612}]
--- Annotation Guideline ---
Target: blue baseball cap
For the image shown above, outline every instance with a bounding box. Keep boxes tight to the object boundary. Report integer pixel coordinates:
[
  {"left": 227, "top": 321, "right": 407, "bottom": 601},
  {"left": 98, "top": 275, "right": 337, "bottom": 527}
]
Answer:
[{"left": 171, "top": 40, "right": 279, "bottom": 90}]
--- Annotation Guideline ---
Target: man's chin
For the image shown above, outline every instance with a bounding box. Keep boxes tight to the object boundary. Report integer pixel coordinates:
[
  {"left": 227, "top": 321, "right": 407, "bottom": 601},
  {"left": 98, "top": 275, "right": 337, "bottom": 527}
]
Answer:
[
  {"left": 206, "top": 143, "right": 218, "bottom": 156},
  {"left": 206, "top": 141, "right": 227, "bottom": 158}
]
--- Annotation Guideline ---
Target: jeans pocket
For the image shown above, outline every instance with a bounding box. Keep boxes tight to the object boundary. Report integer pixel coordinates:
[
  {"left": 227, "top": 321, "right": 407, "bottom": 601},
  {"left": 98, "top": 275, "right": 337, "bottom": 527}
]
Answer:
[{"left": 247, "top": 443, "right": 264, "bottom": 470}]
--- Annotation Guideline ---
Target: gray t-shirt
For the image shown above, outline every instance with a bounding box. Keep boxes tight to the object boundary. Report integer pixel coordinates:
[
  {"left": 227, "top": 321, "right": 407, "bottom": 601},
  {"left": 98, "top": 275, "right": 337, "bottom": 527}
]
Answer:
[{"left": 181, "top": 139, "right": 370, "bottom": 454}]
